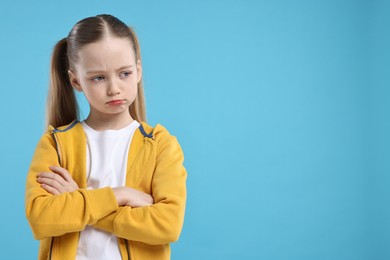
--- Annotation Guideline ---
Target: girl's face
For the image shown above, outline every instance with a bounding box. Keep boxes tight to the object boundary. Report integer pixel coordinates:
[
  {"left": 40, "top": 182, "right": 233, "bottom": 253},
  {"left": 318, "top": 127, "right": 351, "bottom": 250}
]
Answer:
[{"left": 69, "top": 36, "right": 142, "bottom": 121}]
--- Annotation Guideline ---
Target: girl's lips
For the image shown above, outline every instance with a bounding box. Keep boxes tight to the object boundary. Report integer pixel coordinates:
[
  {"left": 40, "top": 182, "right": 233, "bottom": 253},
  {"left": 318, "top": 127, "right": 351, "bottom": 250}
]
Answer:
[{"left": 107, "top": 99, "right": 125, "bottom": 105}]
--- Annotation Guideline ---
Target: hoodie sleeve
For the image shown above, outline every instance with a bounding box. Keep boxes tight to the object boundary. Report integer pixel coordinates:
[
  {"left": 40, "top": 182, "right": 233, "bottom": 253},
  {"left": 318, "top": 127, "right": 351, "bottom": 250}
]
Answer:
[
  {"left": 25, "top": 132, "right": 119, "bottom": 240},
  {"left": 93, "top": 132, "right": 187, "bottom": 245}
]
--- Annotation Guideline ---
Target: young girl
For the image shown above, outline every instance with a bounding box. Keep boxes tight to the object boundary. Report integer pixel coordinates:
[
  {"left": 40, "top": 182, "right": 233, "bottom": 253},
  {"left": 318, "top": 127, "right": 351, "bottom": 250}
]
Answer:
[{"left": 25, "top": 14, "right": 187, "bottom": 260}]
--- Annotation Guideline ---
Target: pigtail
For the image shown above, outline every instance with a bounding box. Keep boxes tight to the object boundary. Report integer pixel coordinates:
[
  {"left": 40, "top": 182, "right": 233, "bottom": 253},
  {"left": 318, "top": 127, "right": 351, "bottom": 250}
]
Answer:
[
  {"left": 46, "top": 38, "right": 79, "bottom": 129},
  {"left": 128, "top": 27, "right": 147, "bottom": 123}
]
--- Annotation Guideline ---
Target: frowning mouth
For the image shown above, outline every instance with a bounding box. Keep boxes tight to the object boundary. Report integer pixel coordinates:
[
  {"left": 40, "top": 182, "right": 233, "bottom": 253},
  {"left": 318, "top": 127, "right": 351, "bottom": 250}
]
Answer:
[{"left": 107, "top": 99, "right": 125, "bottom": 105}]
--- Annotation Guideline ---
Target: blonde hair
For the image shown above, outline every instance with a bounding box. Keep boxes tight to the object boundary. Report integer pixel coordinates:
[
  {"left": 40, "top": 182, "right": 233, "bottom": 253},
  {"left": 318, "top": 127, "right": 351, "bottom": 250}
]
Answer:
[{"left": 46, "top": 14, "right": 146, "bottom": 128}]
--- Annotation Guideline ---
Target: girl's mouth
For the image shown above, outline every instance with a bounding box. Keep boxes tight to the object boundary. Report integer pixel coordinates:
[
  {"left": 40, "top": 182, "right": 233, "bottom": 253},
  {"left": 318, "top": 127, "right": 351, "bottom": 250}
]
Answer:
[{"left": 107, "top": 99, "right": 125, "bottom": 105}]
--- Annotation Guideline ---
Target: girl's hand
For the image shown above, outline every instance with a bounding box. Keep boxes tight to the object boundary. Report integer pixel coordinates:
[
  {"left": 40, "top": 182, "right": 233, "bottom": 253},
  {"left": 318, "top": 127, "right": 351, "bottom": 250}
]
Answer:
[
  {"left": 37, "top": 166, "right": 79, "bottom": 195},
  {"left": 112, "top": 187, "right": 154, "bottom": 207}
]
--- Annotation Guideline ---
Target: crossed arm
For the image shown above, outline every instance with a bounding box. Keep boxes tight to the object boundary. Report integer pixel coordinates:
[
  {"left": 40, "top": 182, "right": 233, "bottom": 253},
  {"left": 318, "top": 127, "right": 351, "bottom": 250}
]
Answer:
[
  {"left": 36, "top": 165, "right": 153, "bottom": 207},
  {"left": 26, "top": 133, "right": 186, "bottom": 245}
]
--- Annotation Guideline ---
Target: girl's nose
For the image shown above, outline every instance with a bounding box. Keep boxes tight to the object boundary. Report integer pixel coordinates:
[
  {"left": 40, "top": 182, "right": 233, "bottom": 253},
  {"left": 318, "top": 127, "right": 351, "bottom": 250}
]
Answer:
[{"left": 107, "top": 81, "right": 120, "bottom": 96}]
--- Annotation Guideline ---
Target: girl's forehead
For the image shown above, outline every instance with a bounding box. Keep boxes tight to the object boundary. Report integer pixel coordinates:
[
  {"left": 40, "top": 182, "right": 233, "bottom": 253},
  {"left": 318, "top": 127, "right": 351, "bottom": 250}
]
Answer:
[{"left": 77, "top": 37, "right": 135, "bottom": 68}]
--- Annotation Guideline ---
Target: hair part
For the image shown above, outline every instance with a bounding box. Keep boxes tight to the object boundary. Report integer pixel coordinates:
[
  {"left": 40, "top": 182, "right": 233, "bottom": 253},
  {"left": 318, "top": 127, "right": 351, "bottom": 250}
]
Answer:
[{"left": 46, "top": 14, "right": 146, "bottom": 128}]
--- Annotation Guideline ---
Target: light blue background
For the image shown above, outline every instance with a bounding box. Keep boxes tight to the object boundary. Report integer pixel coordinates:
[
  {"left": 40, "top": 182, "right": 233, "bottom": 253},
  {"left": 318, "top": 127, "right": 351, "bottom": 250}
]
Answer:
[{"left": 0, "top": 0, "right": 389, "bottom": 259}]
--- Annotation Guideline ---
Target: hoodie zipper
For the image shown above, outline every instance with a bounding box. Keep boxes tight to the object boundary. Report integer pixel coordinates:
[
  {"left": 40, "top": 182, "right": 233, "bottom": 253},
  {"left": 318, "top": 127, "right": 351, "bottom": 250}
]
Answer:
[
  {"left": 51, "top": 131, "right": 62, "bottom": 165},
  {"left": 126, "top": 240, "right": 131, "bottom": 260},
  {"left": 48, "top": 237, "right": 54, "bottom": 260},
  {"left": 49, "top": 131, "right": 62, "bottom": 260}
]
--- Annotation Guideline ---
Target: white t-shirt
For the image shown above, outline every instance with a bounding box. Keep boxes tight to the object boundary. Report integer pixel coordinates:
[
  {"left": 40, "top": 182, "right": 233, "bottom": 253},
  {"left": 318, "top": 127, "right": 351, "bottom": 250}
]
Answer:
[{"left": 76, "top": 120, "right": 140, "bottom": 260}]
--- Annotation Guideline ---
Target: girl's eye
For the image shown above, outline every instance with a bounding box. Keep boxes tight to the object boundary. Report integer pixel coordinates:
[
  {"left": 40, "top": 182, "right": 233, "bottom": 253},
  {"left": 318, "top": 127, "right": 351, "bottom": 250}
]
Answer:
[
  {"left": 120, "top": 71, "right": 132, "bottom": 78},
  {"left": 91, "top": 76, "right": 105, "bottom": 82}
]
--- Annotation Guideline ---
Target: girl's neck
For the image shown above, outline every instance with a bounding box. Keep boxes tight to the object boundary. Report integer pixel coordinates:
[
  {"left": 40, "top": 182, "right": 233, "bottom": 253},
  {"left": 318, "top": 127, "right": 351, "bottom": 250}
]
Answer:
[{"left": 85, "top": 112, "right": 134, "bottom": 131}]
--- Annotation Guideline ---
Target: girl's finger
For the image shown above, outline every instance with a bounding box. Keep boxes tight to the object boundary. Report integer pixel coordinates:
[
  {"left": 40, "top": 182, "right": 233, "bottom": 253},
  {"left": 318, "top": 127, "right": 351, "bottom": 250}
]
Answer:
[
  {"left": 49, "top": 166, "right": 73, "bottom": 182},
  {"left": 38, "top": 172, "right": 67, "bottom": 186},
  {"left": 37, "top": 177, "right": 65, "bottom": 193},
  {"left": 40, "top": 183, "right": 60, "bottom": 195},
  {"left": 38, "top": 170, "right": 79, "bottom": 193}
]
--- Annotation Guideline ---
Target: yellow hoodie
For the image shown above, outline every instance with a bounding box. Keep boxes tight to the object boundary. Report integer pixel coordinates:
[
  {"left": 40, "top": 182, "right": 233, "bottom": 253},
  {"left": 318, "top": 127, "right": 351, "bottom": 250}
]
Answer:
[{"left": 25, "top": 120, "right": 187, "bottom": 260}]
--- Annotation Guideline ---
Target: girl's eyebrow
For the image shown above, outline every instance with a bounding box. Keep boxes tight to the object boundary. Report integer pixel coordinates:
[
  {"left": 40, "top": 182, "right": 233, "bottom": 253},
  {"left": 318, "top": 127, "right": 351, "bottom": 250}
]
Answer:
[{"left": 86, "top": 65, "right": 134, "bottom": 74}]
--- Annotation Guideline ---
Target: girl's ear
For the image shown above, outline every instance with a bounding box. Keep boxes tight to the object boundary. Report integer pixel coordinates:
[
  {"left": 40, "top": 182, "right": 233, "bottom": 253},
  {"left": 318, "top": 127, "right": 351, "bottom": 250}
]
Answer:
[
  {"left": 68, "top": 70, "right": 83, "bottom": 92},
  {"left": 136, "top": 59, "right": 142, "bottom": 83}
]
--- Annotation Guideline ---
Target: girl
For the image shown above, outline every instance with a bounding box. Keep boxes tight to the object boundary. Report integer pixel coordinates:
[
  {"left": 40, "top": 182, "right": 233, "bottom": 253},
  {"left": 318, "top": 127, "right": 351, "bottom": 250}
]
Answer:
[{"left": 25, "top": 14, "right": 187, "bottom": 260}]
